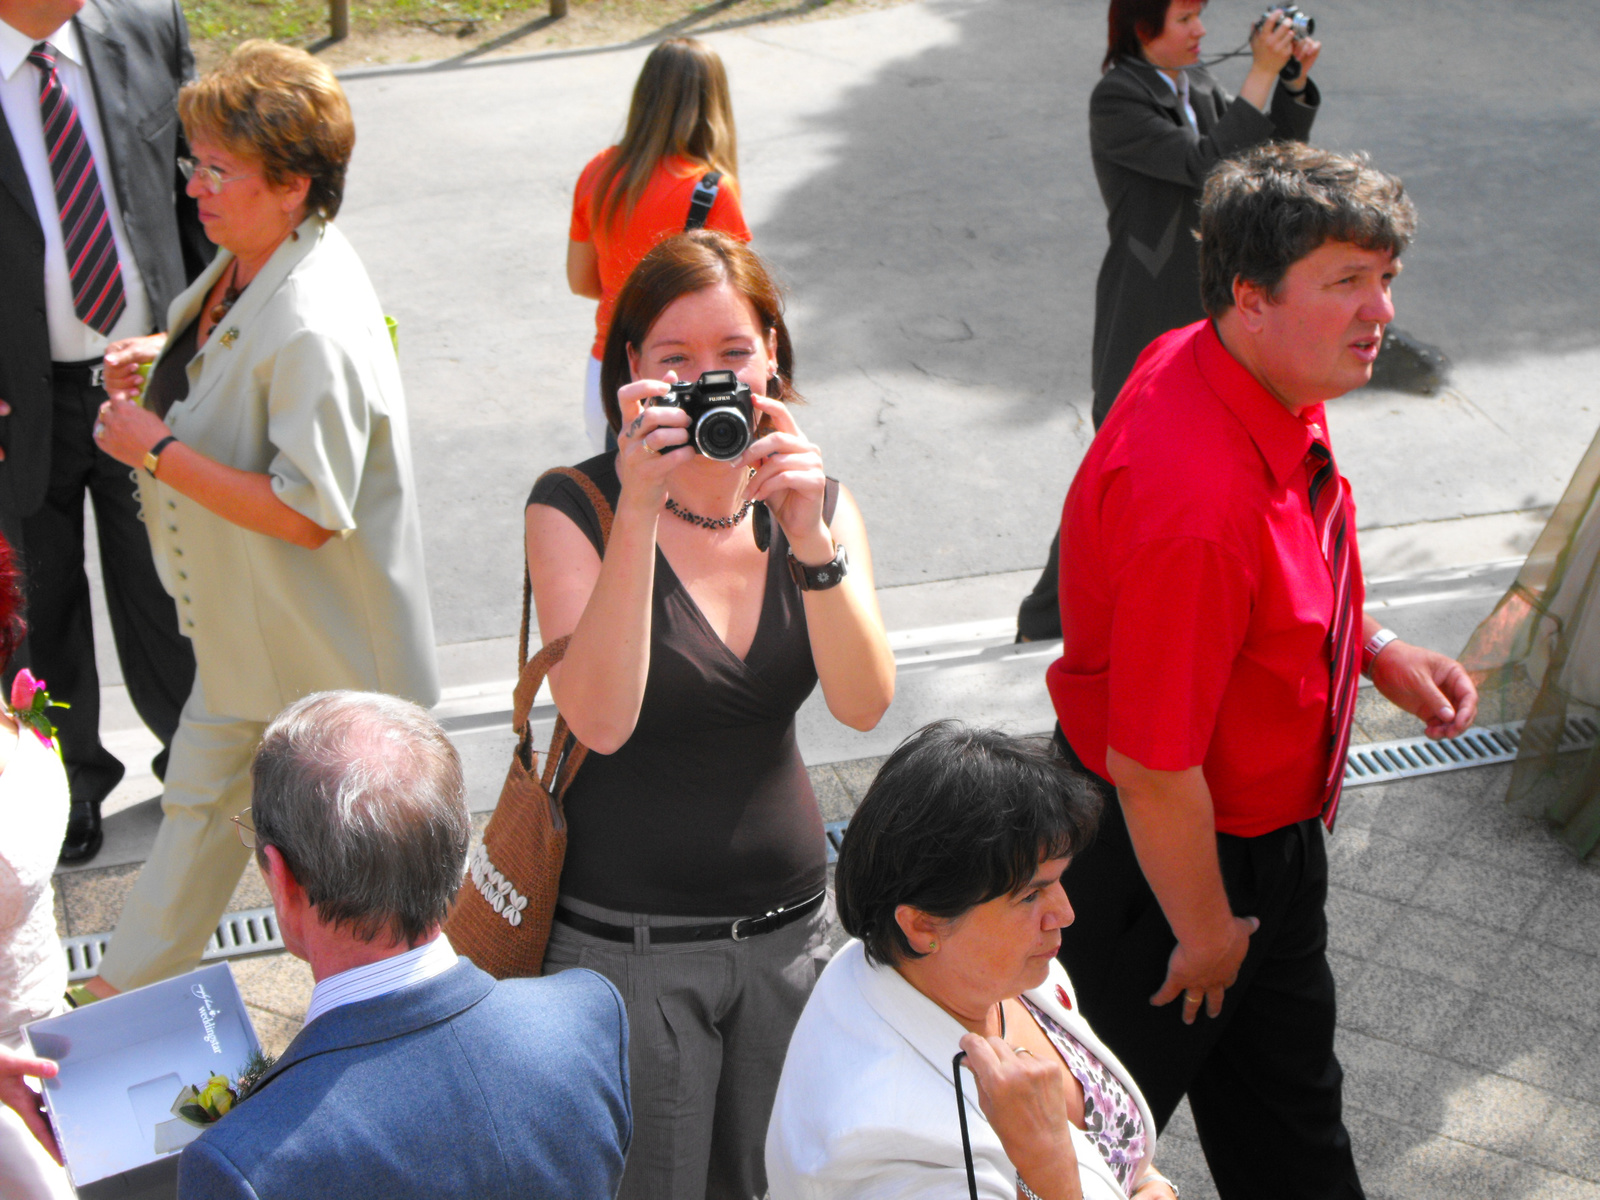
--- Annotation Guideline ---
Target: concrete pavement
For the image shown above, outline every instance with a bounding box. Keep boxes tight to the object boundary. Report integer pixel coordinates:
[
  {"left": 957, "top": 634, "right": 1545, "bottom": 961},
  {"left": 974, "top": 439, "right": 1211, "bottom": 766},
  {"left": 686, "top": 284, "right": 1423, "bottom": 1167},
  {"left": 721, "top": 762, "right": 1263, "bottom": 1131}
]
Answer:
[{"left": 55, "top": 0, "right": 1600, "bottom": 1195}]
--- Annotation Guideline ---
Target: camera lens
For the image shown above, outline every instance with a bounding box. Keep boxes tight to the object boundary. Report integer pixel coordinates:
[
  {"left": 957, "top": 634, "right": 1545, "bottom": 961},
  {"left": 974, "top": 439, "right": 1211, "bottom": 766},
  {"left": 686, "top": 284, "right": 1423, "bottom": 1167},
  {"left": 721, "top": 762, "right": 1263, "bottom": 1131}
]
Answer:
[{"left": 695, "top": 408, "right": 751, "bottom": 461}]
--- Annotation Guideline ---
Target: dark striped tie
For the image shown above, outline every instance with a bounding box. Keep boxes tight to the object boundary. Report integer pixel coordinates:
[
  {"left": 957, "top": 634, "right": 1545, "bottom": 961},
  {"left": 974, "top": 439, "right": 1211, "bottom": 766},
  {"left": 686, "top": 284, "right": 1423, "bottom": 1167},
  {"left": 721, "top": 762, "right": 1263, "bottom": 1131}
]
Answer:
[
  {"left": 29, "top": 41, "right": 126, "bottom": 336},
  {"left": 1307, "top": 440, "right": 1360, "bottom": 831}
]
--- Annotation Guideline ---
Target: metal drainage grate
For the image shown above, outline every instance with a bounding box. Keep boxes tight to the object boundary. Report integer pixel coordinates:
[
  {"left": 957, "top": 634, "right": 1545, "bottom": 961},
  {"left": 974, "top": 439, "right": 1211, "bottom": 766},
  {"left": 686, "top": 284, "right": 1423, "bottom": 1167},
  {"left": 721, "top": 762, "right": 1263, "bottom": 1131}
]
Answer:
[
  {"left": 62, "top": 906, "right": 285, "bottom": 983},
  {"left": 1343, "top": 716, "right": 1598, "bottom": 789}
]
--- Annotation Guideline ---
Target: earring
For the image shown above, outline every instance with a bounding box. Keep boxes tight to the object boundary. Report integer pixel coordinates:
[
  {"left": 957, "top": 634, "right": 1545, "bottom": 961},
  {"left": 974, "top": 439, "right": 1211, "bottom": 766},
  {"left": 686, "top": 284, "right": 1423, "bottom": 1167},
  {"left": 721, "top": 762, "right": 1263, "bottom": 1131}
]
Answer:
[{"left": 926, "top": 940, "right": 938, "bottom": 954}]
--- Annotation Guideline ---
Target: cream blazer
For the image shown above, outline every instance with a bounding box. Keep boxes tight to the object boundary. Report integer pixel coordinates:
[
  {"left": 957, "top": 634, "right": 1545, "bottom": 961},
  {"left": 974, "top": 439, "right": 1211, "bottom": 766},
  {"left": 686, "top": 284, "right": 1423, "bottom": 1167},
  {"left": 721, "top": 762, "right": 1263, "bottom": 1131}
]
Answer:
[
  {"left": 138, "top": 217, "right": 439, "bottom": 721},
  {"left": 765, "top": 940, "right": 1159, "bottom": 1200}
]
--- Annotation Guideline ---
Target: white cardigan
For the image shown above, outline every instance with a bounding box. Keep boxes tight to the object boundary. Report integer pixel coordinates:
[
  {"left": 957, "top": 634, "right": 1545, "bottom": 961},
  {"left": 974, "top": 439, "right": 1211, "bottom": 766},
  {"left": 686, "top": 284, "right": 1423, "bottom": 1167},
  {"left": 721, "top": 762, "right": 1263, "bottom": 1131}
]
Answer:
[{"left": 766, "top": 940, "right": 1158, "bottom": 1200}]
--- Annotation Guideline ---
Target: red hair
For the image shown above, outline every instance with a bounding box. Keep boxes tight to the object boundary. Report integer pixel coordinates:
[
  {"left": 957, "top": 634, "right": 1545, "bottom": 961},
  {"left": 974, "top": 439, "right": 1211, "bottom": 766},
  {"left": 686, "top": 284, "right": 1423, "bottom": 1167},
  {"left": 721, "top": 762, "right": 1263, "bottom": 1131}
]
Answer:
[{"left": 1105, "top": 0, "right": 1193, "bottom": 72}]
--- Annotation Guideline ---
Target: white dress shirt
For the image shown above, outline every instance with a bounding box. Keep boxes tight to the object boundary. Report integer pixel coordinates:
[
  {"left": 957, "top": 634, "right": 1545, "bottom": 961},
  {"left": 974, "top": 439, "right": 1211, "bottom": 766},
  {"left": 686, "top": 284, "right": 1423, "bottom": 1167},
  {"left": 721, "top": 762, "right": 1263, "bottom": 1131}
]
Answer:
[
  {"left": 302, "top": 933, "right": 459, "bottom": 1027},
  {"left": 0, "top": 14, "right": 150, "bottom": 361}
]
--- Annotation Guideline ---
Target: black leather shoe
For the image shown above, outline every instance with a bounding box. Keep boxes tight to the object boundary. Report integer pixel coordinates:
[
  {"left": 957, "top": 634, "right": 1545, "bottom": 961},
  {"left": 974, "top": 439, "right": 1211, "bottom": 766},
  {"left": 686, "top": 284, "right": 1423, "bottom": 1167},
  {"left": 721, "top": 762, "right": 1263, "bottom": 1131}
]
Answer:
[{"left": 58, "top": 797, "right": 104, "bottom": 864}]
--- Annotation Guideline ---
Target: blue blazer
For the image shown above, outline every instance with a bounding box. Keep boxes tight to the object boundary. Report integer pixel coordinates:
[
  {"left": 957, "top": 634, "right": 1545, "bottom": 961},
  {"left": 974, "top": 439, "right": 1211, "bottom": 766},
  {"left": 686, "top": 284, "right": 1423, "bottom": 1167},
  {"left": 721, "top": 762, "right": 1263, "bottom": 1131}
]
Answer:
[{"left": 178, "top": 961, "right": 631, "bottom": 1200}]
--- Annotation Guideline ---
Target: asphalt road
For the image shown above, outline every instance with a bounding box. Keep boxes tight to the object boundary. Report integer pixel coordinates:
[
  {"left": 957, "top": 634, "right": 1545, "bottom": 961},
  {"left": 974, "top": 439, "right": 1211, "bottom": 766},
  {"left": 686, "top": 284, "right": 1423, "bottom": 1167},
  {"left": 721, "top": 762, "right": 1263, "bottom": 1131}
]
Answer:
[{"left": 327, "top": 0, "right": 1600, "bottom": 651}]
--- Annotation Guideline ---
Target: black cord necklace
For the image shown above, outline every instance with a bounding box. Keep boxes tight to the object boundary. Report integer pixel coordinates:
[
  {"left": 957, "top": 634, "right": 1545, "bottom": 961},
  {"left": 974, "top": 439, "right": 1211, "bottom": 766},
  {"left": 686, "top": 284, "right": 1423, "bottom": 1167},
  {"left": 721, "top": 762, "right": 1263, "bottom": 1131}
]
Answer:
[
  {"left": 664, "top": 496, "right": 753, "bottom": 531},
  {"left": 207, "top": 259, "right": 244, "bottom": 325}
]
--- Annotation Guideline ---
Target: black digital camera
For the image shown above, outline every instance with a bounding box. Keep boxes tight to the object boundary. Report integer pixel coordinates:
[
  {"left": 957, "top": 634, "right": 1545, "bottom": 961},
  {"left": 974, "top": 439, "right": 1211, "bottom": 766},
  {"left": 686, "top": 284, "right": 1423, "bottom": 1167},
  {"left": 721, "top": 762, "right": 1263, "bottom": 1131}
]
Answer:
[
  {"left": 1255, "top": 5, "right": 1314, "bottom": 80},
  {"left": 650, "top": 369, "right": 755, "bottom": 461}
]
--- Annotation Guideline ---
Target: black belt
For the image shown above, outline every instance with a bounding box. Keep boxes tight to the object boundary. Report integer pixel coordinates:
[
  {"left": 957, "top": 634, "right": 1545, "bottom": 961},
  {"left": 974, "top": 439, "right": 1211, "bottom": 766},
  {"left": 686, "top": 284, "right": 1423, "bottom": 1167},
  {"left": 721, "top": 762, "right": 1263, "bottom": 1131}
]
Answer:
[
  {"left": 53, "top": 358, "right": 105, "bottom": 388},
  {"left": 555, "top": 890, "right": 826, "bottom": 945}
]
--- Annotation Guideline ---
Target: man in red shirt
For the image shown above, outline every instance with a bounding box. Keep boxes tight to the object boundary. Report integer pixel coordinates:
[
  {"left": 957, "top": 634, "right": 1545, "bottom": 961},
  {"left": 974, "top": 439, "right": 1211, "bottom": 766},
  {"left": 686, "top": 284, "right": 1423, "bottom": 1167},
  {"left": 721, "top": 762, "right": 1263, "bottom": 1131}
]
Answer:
[{"left": 1048, "top": 143, "right": 1478, "bottom": 1198}]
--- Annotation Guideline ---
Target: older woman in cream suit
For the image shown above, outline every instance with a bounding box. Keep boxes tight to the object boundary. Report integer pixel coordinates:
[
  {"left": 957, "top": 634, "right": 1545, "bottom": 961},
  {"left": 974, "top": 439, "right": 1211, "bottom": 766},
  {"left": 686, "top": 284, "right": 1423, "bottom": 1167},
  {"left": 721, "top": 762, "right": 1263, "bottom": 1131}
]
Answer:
[
  {"left": 767, "top": 724, "right": 1178, "bottom": 1200},
  {"left": 89, "top": 42, "right": 437, "bottom": 994}
]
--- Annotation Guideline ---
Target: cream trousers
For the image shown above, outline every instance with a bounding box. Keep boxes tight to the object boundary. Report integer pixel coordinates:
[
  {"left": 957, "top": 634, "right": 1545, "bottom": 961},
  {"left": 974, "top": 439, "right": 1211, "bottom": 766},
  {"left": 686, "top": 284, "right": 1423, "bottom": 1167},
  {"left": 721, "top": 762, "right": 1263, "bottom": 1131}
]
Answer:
[{"left": 96, "top": 677, "right": 259, "bottom": 991}]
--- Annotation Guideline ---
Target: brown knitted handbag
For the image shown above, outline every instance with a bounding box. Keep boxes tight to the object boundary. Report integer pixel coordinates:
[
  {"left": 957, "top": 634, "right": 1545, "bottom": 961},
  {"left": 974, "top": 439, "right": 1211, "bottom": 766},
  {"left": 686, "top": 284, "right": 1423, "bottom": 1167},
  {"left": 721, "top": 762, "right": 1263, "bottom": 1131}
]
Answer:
[{"left": 444, "top": 466, "right": 613, "bottom": 978}]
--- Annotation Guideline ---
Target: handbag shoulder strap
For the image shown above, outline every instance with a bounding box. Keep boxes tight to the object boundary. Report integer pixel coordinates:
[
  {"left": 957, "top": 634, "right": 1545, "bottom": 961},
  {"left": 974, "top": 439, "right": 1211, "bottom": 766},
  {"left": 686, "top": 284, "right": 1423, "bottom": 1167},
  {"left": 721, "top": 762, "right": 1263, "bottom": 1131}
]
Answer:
[
  {"left": 685, "top": 171, "right": 723, "bottom": 231},
  {"left": 513, "top": 466, "right": 616, "bottom": 728}
]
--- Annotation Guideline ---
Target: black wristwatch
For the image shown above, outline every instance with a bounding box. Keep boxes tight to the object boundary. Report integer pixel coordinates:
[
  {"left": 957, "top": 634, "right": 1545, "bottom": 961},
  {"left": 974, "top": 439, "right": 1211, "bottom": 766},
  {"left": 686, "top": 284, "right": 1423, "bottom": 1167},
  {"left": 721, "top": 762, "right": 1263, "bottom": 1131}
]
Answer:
[
  {"left": 143, "top": 434, "right": 179, "bottom": 478},
  {"left": 787, "top": 543, "right": 848, "bottom": 591}
]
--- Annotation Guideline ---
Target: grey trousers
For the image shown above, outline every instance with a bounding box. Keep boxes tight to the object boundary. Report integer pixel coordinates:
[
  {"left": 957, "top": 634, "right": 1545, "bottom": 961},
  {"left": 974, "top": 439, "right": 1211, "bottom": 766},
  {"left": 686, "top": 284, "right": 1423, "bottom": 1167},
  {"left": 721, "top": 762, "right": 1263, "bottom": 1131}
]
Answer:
[{"left": 544, "top": 893, "right": 833, "bottom": 1200}]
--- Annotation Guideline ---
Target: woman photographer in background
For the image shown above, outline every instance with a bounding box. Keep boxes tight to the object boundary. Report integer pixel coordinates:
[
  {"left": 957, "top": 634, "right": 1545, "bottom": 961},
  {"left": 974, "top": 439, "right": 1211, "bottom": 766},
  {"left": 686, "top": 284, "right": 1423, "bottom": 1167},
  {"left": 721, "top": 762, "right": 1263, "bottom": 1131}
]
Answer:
[
  {"left": 568, "top": 37, "right": 751, "bottom": 452},
  {"left": 1090, "top": 0, "right": 1320, "bottom": 426},
  {"left": 1017, "top": 0, "right": 1320, "bottom": 642},
  {"left": 528, "top": 230, "right": 894, "bottom": 1199},
  {"left": 0, "top": 534, "right": 73, "bottom": 1200}
]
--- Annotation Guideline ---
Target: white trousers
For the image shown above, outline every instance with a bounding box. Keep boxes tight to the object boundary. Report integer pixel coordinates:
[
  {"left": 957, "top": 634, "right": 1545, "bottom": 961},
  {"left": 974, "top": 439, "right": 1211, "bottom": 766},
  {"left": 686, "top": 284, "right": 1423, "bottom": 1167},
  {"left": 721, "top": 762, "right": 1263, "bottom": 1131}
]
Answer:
[{"left": 584, "top": 354, "right": 610, "bottom": 453}]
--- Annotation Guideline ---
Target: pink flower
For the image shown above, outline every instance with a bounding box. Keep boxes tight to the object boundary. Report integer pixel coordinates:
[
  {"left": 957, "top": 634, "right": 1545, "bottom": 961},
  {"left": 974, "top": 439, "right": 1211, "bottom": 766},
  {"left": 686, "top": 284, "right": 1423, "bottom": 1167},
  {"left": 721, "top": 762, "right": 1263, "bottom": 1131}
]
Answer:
[
  {"left": 8, "top": 669, "right": 63, "bottom": 749},
  {"left": 9, "top": 668, "right": 40, "bottom": 713}
]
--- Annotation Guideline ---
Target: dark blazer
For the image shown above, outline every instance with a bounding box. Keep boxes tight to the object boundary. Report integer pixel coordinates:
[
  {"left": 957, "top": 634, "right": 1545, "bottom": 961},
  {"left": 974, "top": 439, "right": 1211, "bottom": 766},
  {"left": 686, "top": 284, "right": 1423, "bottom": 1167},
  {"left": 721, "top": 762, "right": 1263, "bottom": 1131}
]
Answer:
[
  {"left": 177, "top": 961, "right": 632, "bottom": 1200},
  {"left": 0, "top": 0, "right": 210, "bottom": 517},
  {"left": 1088, "top": 58, "right": 1318, "bottom": 426}
]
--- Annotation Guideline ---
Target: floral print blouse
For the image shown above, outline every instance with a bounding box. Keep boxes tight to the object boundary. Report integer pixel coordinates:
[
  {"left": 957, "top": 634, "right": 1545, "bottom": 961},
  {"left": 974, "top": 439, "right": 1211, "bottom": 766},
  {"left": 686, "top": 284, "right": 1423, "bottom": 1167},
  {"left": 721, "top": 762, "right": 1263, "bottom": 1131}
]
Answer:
[{"left": 1020, "top": 994, "right": 1148, "bottom": 1194}]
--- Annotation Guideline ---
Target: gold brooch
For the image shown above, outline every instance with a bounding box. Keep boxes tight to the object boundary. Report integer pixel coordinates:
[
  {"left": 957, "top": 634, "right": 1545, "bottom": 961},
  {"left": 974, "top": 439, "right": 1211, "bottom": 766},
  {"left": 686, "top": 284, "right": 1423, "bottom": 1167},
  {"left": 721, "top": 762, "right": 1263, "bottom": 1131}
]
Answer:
[{"left": 219, "top": 327, "right": 239, "bottom": 349}]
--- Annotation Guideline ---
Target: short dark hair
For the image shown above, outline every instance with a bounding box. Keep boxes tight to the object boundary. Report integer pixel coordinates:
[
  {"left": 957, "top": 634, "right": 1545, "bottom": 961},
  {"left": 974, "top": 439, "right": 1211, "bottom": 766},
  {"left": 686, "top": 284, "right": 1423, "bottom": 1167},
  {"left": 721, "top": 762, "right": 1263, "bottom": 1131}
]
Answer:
[
  {"left": 251, "top": 692, "right": 470, "bottom": 947},
  {"left": 1199, "top": 143, "right": 1417, "bottom": 317},
  {"left": 1105, "top": 0, "right": 1185, "bottom": 72},
  {"left": 835, "top": 722, "right": 1102, "bottom": 967},
  {"left": 600, "top": 229, "right": 799, "bottom": 434}
]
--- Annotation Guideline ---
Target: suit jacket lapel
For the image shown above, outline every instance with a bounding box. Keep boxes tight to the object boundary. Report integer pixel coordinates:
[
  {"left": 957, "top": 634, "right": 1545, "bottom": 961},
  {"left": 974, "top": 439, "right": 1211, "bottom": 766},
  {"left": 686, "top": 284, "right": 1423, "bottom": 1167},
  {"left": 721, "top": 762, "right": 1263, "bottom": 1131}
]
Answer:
[
  {"left": 72, "top": 6, "right": 131, "bottom": 207},
  {"left": 171, "top": 216, "right": 324, "bottom": 409},
  {"left": 247, "top": 960, "right": 496, "bottom": 1099},
  {"left": 1122, "top": 59, "right": 1185, "bottom": 127},
  {"left": 852, "top": 948, "right": 994, "bottom": 1129},
  {"left": 0, "top": 103, "right": 39, "bottom": 232}
]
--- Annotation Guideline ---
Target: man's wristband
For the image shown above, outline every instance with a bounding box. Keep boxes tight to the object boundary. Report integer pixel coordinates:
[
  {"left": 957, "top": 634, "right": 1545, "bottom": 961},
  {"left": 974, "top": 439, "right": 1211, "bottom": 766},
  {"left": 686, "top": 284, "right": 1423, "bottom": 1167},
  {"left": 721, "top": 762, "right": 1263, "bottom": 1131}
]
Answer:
[
  {"left": 1361, "top": 627, "right": 1399, "bottom": 678},
  {"left": 143, "top": 434, "right": 178, "bottom": 478}
]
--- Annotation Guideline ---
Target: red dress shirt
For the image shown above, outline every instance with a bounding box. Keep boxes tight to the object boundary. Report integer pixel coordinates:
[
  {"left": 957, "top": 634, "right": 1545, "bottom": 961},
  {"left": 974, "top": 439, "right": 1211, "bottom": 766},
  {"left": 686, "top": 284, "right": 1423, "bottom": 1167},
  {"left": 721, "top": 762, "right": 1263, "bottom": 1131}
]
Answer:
[{"left": 1046, "top": 321, "right": 1363, "bottom": 837}]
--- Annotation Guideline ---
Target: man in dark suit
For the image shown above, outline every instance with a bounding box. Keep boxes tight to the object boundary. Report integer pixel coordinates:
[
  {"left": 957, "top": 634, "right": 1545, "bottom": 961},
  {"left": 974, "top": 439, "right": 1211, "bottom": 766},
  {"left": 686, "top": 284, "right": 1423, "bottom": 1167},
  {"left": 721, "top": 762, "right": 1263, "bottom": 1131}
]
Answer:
[
  {"left": 178, "top": 692, "right": 632, "bottom": 1200},
  {"left": 0, "top": 0, "right": 205, "bottom": 862}
]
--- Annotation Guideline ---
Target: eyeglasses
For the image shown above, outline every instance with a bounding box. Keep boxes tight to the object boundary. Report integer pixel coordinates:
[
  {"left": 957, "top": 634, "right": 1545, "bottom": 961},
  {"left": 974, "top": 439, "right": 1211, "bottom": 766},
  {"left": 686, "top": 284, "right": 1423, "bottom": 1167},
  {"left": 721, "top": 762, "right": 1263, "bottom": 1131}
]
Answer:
[
  {"left": 231, "top": 808, "right": 257, "bottom": 851},
  {"left": 178, "top": 156, "right": 249, "bottom": 195}
]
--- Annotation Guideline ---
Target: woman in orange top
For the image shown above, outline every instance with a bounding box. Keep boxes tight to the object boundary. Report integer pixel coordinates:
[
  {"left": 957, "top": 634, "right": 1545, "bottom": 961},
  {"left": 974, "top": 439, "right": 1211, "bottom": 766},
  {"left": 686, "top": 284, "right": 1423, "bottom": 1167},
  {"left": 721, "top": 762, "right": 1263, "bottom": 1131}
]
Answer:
[{"left": 568, "top": 38, "right": 752, "bottom": 451}]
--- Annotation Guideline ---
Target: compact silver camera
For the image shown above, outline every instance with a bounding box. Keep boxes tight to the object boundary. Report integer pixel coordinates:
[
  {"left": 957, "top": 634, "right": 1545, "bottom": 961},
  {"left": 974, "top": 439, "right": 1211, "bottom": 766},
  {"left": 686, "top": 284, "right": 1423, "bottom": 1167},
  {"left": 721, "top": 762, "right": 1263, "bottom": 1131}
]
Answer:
[{"left": 1255, "top": 5, "right": 1315, "bottom": 80}]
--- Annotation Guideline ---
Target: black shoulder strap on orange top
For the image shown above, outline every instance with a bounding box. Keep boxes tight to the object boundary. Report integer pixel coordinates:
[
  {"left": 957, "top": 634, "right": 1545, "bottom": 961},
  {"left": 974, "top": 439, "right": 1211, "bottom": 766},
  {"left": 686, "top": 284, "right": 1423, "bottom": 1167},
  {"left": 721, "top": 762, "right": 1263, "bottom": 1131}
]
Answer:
[{"left": 685, "top": 171, "right": 723, "bottom": 231}]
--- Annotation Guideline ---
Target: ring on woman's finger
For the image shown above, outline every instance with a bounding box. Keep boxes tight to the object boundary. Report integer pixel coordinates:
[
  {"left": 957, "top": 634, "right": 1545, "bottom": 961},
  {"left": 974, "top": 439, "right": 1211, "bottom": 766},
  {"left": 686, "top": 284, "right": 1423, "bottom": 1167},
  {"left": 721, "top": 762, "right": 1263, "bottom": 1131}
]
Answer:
[
  {"left": 1184, "top": 990, "right": 1202, "bottom": 1004},
  {"left": 1012, "top": 1047, "right": 1035, "bottom": 1058}
]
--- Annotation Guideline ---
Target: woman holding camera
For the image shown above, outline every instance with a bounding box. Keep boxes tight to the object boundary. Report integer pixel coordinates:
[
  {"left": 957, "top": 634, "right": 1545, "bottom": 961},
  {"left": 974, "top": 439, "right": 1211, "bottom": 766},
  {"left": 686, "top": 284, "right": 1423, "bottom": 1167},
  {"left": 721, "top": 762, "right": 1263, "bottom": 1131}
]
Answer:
[
  {"left": 528, "top": 229, "right": 894, "bottom": 1200},
  {"left": 568, "top": 37, "right": 751, "bottom": 452},
  {"left": 1017, "top": 0, "right": 1321, "bottom": 642},
  {"left": 1090, "top": 0, "right": 1321, "bottom": 426}
]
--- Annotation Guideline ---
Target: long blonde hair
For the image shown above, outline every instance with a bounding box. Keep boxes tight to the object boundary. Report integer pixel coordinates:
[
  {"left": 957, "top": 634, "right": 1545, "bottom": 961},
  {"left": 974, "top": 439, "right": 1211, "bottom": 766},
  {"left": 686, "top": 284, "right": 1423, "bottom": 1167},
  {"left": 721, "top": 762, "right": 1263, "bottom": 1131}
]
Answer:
[{"left": 592, "top": 38, "right": 738, "bottom": 230}]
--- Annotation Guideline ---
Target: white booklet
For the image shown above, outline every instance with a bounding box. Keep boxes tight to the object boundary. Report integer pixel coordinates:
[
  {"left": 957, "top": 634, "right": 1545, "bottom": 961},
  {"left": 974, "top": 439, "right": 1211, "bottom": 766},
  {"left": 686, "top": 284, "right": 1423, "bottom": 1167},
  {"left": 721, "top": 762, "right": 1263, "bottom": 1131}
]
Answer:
[{"left": 24, "top": 962, "right": 263, "bottom": 1195}]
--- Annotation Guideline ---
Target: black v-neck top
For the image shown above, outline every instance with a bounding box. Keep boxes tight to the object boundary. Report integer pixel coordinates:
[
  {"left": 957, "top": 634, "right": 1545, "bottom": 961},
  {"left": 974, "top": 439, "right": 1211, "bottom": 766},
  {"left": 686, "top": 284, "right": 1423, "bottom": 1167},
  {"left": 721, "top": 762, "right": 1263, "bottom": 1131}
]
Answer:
[{"left": 526, "top": 454, "right": 834, "bottom": 916}]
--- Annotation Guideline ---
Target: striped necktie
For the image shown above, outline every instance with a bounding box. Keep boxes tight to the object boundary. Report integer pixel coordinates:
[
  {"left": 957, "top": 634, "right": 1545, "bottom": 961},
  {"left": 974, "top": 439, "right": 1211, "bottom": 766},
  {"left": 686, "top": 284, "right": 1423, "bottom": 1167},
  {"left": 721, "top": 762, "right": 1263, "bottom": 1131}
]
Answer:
[
  {"left": 1307, "top": 439, "right": 1360, "bottom": 830},
  {"left": 29, "top": 41, "right": 126, "bottom": 336}
]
